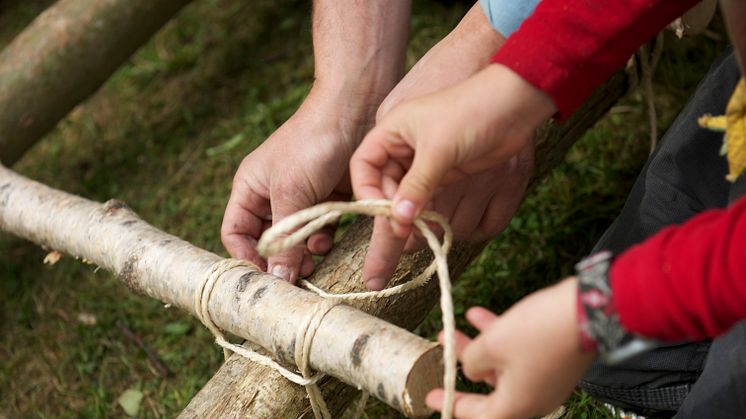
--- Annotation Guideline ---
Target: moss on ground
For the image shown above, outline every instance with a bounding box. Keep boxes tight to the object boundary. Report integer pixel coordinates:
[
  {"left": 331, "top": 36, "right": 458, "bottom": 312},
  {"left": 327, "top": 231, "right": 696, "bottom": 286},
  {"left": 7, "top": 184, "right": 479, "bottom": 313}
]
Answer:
[{"left": 0, "top": 0, "right": 728, "bottom": 417}]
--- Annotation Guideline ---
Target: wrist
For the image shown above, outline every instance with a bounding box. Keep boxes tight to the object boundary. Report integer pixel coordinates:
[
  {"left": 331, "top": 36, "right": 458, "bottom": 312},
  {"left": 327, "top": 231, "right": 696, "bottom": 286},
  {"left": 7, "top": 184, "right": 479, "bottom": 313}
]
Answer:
[
  {"left": 293, "top": 87, "right": 377, "bottom": 154},
  {"left": 487, "top": 64, "right": 556, "bottom": 127},
  {"left": 468, "top": 64, "right": 556, "bottom": 158},
  {"left": 575, "top": 251, "right": 658, "bottom": 364}
]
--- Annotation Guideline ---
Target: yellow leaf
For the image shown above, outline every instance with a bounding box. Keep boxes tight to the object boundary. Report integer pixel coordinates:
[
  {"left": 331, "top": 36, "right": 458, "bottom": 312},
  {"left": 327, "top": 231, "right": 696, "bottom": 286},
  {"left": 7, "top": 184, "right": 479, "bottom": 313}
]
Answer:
[
  {"left": 725, "top": 78, "right": 746, "bottom": 182},
  {"left": 698, "top": 114, "right": 727, "bottom": 132},
  {"left": 699, "top": 78, "right": 746, "bottom": 182}
]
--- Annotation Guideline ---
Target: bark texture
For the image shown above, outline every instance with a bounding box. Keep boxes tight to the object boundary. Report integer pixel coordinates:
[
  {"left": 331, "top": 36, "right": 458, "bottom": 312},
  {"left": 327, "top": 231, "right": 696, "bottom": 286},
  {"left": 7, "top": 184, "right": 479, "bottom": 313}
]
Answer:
[
  {"left": 180, "top": 70, "right": 631, "bottom": 418},
  {"left": 0, "top": 0, "right": 191, "bottom": 166},
  {"left": 0, "top": 165, "right": 443, "bottom": 416}
]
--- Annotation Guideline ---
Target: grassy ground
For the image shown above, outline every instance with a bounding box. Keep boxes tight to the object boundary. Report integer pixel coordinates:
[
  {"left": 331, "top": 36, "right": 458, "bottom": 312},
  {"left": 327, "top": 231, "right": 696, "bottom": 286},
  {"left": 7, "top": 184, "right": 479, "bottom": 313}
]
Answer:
[{"left": 0, "top": 1, "right": 729, "bottom": 417}]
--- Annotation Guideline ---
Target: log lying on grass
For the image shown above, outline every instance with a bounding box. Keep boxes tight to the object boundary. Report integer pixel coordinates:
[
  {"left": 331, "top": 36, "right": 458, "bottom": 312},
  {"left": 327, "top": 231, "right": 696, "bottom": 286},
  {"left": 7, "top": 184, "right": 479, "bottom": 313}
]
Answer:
[
  {"left": 181, "top": 70, "right": 632, "bottom": 418},
  {"left": 0, "top": 0, "right": 191, "bottom": 166},
  {"left": 0, "top": 165, "right": 443, "bottom": 416}
]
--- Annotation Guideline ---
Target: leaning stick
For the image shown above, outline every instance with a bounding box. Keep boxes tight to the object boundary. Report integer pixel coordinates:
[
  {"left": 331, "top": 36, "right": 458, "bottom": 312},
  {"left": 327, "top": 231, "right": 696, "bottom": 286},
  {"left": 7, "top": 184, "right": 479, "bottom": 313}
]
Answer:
[
  {"left": 0, "top": 0, "right": 192, "bottom": 166},
  {"left": 0, "top": 165, "right": 441, "bottom": 416}
]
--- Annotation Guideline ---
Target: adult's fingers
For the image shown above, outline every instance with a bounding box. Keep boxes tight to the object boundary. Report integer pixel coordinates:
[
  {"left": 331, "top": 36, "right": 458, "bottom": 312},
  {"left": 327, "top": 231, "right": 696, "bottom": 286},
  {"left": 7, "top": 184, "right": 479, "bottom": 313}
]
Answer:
[
  {"left": 266, "top": 185, "right": 315, "bottom": 283},
  {"left": 426, "top": 389, "right": 491, "bottom": 418},
  {"left": 221, "top": 182, "right": 271, "bottom": 270},
  {"left": 307, "top": 188, "right": 353, "bottom": 256},
  {"left": 300, "top": 250, "right": 315, "bottom": 277},
  {"left": 307, "top": 225, "right": 336, "bottom": 256},
  {"left": 363, "top": 216, "right": 407, "bottom": 290}
]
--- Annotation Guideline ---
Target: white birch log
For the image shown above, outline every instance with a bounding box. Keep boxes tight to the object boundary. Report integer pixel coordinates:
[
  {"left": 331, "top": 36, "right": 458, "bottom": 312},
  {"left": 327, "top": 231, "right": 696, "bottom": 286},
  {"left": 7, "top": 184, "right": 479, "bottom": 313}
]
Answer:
[{"left": 0, "top": 165, "right": 442, "bottom": 416}]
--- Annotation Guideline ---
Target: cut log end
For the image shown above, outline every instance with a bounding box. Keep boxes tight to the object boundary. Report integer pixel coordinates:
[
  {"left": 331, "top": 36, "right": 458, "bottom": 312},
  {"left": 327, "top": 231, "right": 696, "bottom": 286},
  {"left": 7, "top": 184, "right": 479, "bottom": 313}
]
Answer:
[{"left": 404, "top": 344, "right": 443, "bottom": 417}]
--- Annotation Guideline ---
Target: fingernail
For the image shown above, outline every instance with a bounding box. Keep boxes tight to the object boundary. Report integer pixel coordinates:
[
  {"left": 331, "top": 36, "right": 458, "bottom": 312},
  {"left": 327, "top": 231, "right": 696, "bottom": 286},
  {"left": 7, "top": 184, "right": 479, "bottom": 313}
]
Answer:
[
  {"left": 366, "top": 277, "right": 386, "bottom": 291},
  {"left": 271, "top": 265, "right": 291, "bottom": 281},
  {"left": 393, "top": 200, "right": 416, "bottom": 220}
]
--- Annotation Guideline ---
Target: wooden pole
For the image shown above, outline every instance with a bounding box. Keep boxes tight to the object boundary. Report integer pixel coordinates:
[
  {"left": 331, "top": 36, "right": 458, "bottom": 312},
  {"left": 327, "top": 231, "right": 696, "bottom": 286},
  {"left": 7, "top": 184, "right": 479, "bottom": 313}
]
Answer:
[
  {"left": 0, "top": 165, "right": 443, "bottom": 416},
  {"left": 180, "top": 70, "right": 632, "bottom": 418},
  {"left": 0, "top": 0, "right": 191, "bottom": 166}
]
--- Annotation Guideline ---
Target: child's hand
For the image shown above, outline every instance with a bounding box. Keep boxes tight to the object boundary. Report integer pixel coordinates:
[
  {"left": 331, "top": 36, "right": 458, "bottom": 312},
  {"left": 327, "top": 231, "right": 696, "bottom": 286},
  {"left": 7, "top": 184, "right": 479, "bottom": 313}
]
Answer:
[
  {"left": 350, "top": 64, "right": 555, "bottom": 240},
  {"left": 427, "top": 278, "right": 596, "bottom": 419}
]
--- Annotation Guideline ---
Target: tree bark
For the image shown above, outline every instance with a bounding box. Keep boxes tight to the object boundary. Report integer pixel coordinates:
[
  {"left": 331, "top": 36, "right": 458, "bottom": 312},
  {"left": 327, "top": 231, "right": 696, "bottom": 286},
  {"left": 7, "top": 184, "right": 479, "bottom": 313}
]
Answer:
[
  {"left": 0, "top": 0, "right": 191, "bottom": 166},
  {"left": 180, "top": 70, "right": 631, "bottom": 418},
  {"left": 0, "top": 165, "right": 444, "bottom": 416}
]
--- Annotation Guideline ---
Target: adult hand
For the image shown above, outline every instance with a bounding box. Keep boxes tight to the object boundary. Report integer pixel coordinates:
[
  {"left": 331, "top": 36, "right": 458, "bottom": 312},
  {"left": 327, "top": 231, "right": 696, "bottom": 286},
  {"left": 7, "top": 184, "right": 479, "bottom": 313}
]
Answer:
[
  {"left": 221, "top": 91, "right": 365, "bottom": 282},
  {"left": 426, "top": 278, "right": 596, "bottom": 419},
  {"left": 352, "top": 64, "right": 556, "bottom": 289},
  {"left": 222, "top": 0, "right": 410, "bottom": 282}
]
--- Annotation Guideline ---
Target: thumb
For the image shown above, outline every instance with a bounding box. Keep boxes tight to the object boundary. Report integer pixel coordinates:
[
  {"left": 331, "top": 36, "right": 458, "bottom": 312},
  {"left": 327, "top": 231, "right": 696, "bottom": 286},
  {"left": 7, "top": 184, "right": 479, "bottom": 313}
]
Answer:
[
  {"left": 267, "top": 186, "right": 314, "bottom": 283},
  {"left": 391, "top": 147, "right": 452, "bottom": 235}
]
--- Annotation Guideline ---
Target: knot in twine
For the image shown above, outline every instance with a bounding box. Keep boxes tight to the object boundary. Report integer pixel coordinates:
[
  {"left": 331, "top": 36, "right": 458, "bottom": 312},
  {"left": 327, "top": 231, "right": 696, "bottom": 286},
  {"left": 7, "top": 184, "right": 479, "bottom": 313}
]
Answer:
[
  {"left": 195, "top": 259, "right": 326, "bottom": 387},
  {"left": 196, "top": 199, "right": 456, "bottom": 419}
]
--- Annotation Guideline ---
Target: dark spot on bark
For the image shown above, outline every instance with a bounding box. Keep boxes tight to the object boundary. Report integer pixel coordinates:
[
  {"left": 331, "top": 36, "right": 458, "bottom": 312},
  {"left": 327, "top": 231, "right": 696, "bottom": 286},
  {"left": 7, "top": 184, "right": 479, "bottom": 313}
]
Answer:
[
  {"left": 0, "top": 183, "right": 10, "bottom": 208},
  {"left": 158, "top": 239, "right": 173, "bottom": 247},
  {"left": 104, "top": 199, "right": 130, "bottom": 215},
  {"left": 20, "top": 114, "right": 33, "bottom": 128},
  {"left": 120, "top": 220, "right": 136, "bottom": 227},
  {"left": 287, "top": 337, "right": 296, "bottom": 360},
  {"left": 274, "top": 343, "right": 289, "bottom": 364},
  {"left": 118, "top": 254, "right": 143, "bottom": 294},
  {"left": 251, "top": 286, "right": 267, "bottom": 304},
  {"left": 377, "top": 383, "right": 386, "bottom": 401},
  {"left": 350, "top": 334, "right": 370, "bottom": 368},
  {"left": 236, "top": 272, "right": 254, "bottom": 293},
  {"left": 391, "top": 395, "right": 401, "bottom": 411}
]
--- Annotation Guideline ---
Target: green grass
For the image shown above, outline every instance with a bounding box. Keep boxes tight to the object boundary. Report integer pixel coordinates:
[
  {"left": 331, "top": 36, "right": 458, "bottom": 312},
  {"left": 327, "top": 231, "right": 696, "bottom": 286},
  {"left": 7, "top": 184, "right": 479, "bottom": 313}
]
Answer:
[{"left": 0, "top": 0, "right": 729, "bottom": 417}]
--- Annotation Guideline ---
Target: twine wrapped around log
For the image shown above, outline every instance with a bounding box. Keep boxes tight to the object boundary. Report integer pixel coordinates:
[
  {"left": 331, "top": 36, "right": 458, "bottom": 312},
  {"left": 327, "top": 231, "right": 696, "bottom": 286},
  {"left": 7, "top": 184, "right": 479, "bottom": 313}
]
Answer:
[{"left": 254, "top": 200, "right": 456, "bottom": 419}]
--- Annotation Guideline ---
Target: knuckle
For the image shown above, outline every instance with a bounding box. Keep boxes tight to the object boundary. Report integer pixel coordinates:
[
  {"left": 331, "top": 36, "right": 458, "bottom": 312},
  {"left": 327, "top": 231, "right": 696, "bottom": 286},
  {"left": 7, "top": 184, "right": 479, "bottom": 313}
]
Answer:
[{"left": 404, "top": 173, "right": 434, "bottom": 195}]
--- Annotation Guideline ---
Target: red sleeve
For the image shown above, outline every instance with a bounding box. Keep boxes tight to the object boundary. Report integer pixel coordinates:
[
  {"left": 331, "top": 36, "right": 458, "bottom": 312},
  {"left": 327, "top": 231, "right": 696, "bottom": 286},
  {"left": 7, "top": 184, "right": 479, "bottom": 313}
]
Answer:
[
  {"left": 611, "top": 196, "right": 746, "bottom": 342},
  {"left": 491, "top": 0, "right": 698, "bottom": 120}
]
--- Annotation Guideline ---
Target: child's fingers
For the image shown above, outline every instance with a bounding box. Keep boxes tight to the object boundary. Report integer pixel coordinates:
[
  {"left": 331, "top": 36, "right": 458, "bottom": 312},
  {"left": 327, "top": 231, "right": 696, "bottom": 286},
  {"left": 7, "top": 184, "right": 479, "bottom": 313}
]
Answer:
[
  {"left": 392, "top": 145, "right": 453, "bottom": 232},
  {"left": 466, "top": 306, "right": 499, "bottom": 331},
  {"left": 461, "top": 334, "right": 499, "bottom": 383},
  {"left": 426, "top": 389, "right": 491, "bottom": 418},
  {"left": 437, "top": 329, "right": 472, "bottom": 359}
]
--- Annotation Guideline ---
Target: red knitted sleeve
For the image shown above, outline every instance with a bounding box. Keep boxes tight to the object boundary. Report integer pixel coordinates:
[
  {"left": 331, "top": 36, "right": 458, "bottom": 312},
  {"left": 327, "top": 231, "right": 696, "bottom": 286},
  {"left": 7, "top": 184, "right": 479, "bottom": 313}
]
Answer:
[
  {"left": 611, "top": 196, "right": 746, "bottom": 342},
  {"left": 491, "top": 0, "right": 698, "bottom": 120}
]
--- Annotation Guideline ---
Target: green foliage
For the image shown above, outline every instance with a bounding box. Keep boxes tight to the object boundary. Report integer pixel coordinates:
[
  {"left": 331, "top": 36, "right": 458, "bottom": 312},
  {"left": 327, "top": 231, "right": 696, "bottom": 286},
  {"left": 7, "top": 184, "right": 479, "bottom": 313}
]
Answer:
[{"left": 0, "top": 0, "right": 728, "bottom": 417}]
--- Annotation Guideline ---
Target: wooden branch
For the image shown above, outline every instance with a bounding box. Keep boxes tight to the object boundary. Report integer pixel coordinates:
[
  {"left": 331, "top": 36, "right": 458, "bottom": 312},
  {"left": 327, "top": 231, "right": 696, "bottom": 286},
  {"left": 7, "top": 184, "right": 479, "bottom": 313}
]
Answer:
[
  {"left": 0, "top": 0, "right": 191, "bottom": 166},
  {"left": 180, "top": 70, "right": 632, "bottom": 418},
  {"left": 0, "top": 166, "right": 444, "bottom": 416}
]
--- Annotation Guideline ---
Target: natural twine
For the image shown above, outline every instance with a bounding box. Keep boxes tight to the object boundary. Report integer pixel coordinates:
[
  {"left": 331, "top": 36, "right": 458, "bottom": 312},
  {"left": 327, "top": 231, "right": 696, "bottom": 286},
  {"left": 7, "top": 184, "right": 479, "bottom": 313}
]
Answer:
[{"left": 195, "top": 199, "right": 456, "bottom": 419}]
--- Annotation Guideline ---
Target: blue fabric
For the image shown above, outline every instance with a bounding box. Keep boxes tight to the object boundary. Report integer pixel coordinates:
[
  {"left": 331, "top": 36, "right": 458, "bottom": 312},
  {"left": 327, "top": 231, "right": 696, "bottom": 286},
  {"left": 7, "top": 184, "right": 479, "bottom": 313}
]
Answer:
[{"left": 479, "top": 0, "right": 540, "bottom": 37}]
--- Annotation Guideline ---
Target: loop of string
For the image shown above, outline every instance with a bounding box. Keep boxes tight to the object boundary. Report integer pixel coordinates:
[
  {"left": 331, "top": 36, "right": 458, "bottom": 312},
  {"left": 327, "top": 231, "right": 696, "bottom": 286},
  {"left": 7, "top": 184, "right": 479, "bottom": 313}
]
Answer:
[
  {"left": 195, "top": 199, "right": 456, "bottom": 419},
  {"left": 258, "top": 199, "right": 456, "bottom": 419}
]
